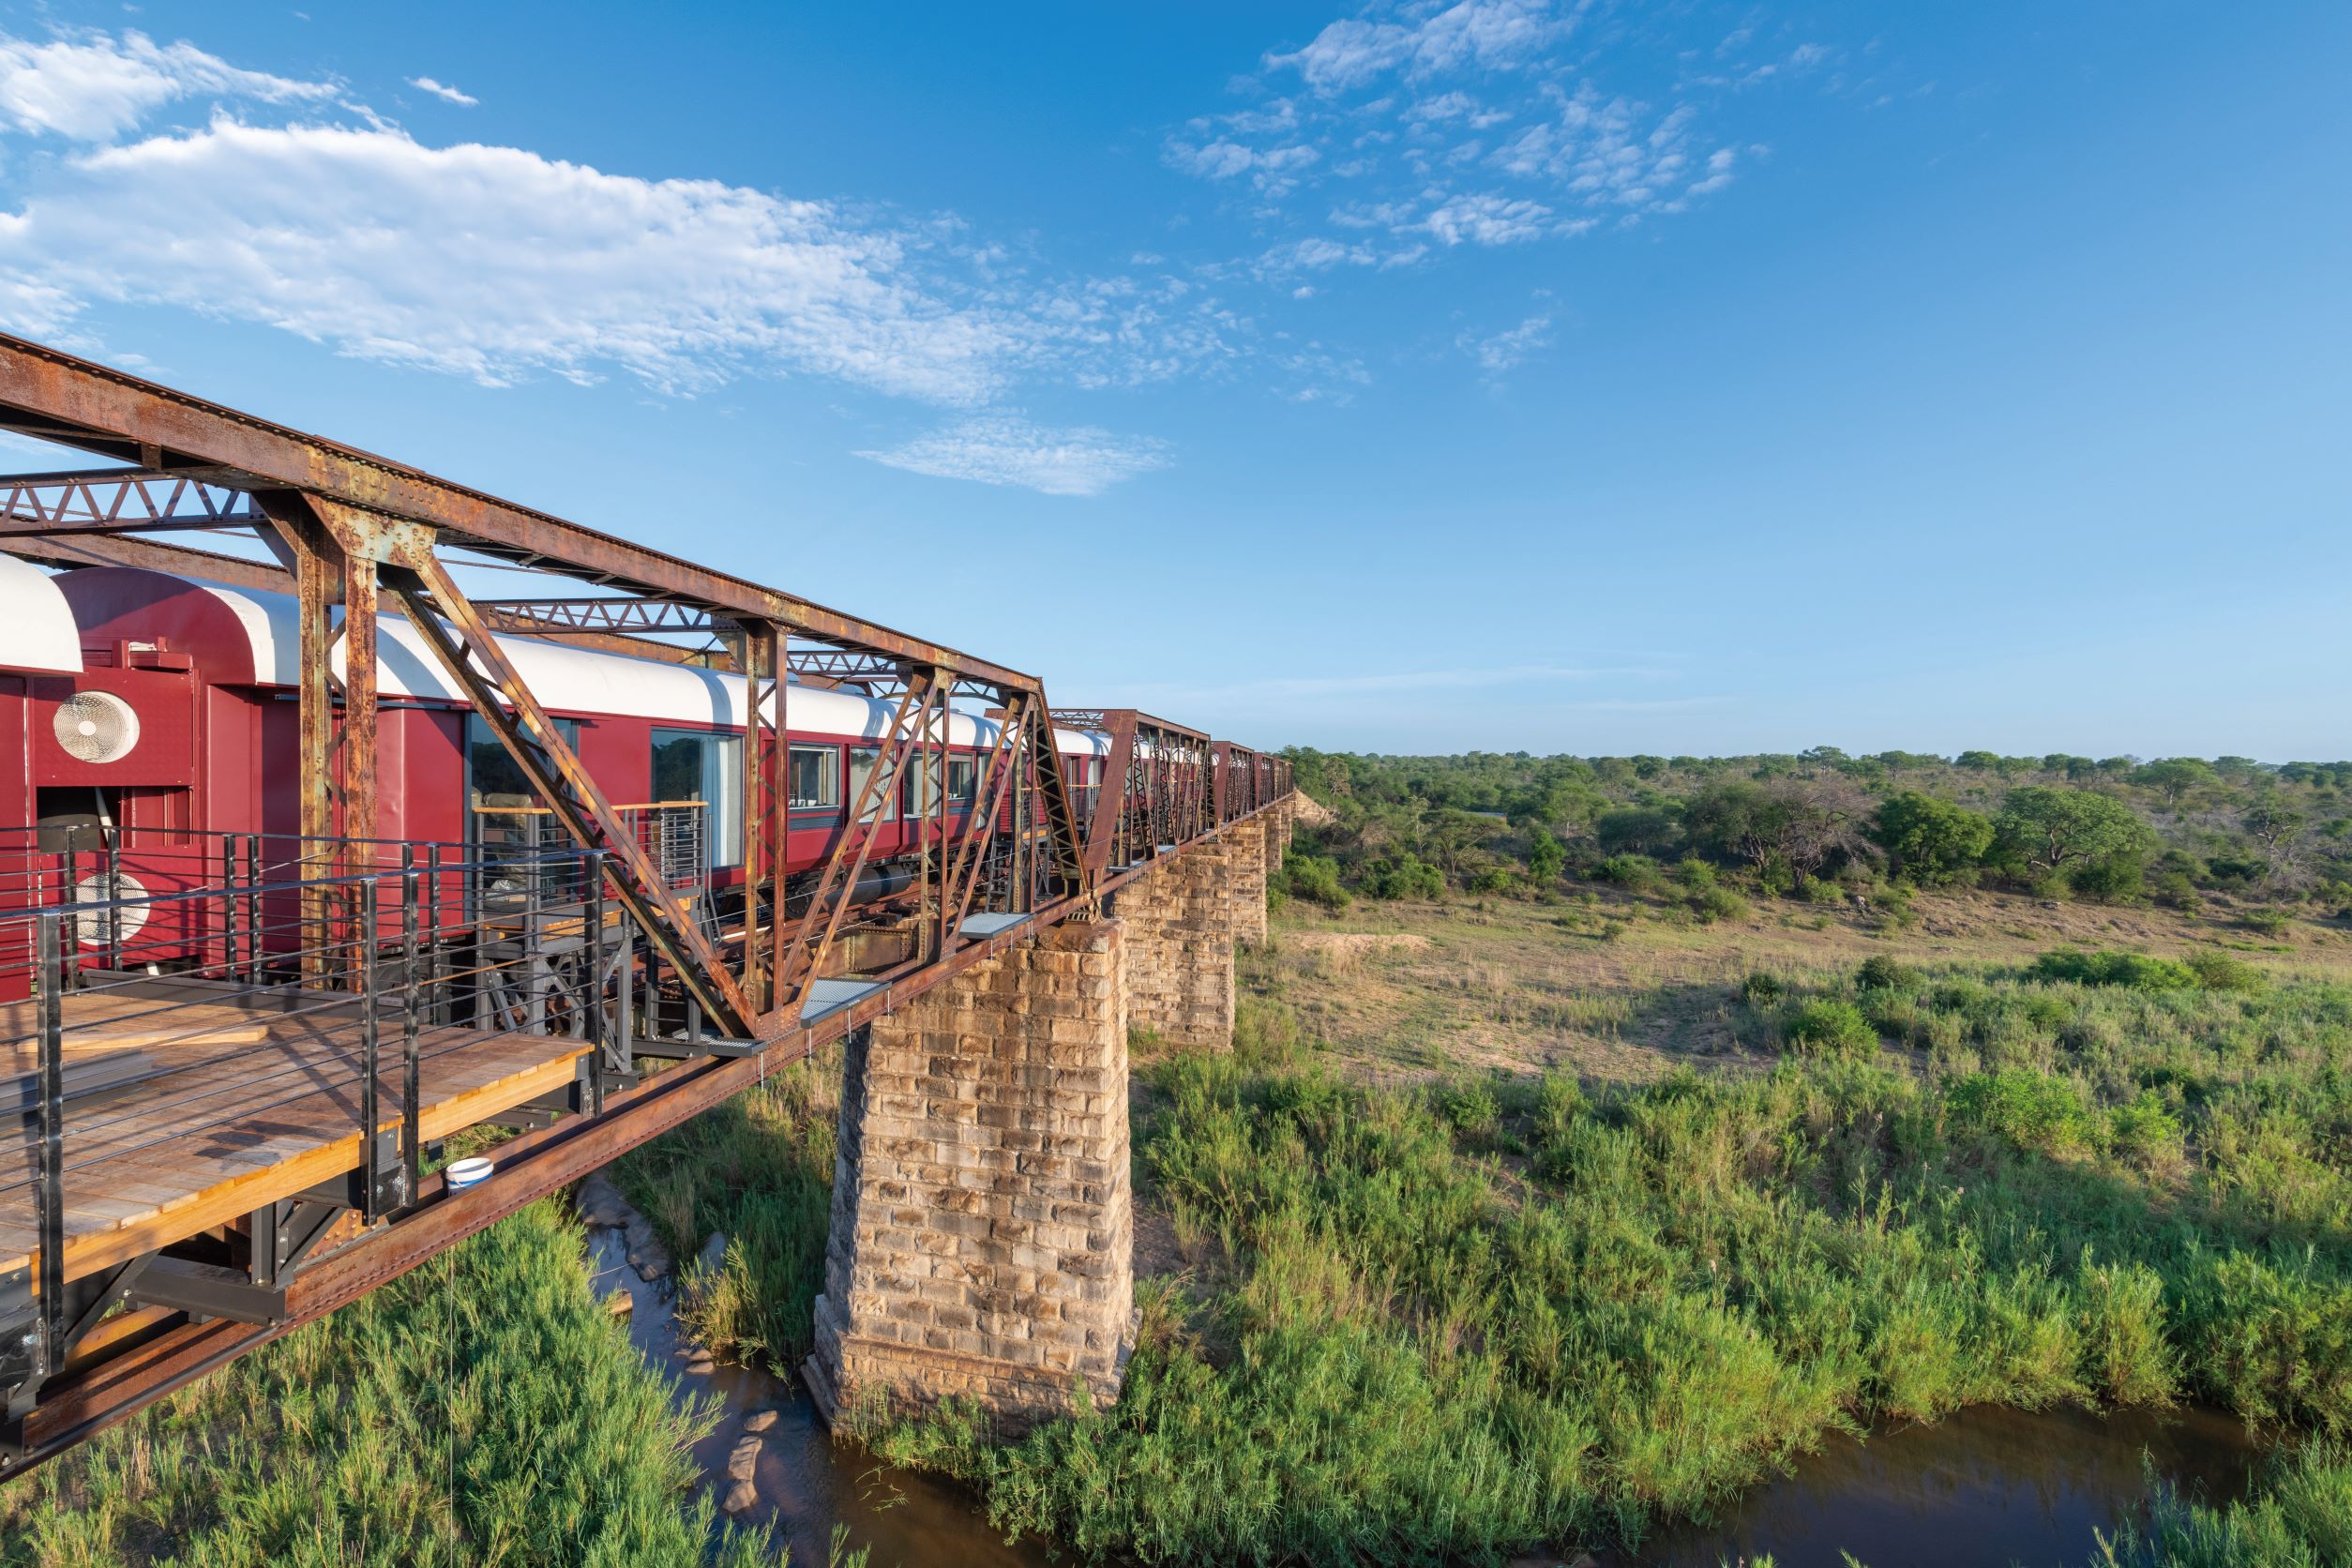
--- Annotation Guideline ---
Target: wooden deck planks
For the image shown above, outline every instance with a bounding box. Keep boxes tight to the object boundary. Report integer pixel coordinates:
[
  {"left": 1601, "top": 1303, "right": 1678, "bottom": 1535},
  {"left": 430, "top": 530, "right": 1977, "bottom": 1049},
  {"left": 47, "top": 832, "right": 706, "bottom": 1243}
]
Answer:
[{"left": 0, "top": 981, "right": 589, "bottom": 1287}]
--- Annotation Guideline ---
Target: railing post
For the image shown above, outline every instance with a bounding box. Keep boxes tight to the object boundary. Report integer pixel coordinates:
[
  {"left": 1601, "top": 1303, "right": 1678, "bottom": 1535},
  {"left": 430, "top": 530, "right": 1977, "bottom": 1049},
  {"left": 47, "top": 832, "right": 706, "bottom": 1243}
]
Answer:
[
  {"left": 33, "top": 911, "right": 65, "bottom": 1394},
  {"left": 523, "top": 867, "right": 546, "bottom": 1034},
  {"left": 400, "top": 849, "right": 421, "bottom": 1204},
  {"left": 358, "top": 877, "right": 383, "bottom": 1224},
  {"left": 244, "top": 835, "right": 264, "bottom": 987},
  {"left": 584, "top": 850, "right": 606, "bottom": 1116},
  {"left": 101, "top": 825, "right": 121, "bottom": 970},
  {"left": 219, "top": 834, "right": 237, "bottom": 979},
  {"left": 59, "top": 846, "right": 80, "bottom": 990}
]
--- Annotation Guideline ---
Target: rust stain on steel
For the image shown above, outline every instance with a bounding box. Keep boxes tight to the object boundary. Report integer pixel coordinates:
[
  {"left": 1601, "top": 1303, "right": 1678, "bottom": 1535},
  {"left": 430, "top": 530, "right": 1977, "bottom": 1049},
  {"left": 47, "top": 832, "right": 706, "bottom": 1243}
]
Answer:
[{"left": 0, "top": 332, "right": 1040, "bottom": 691}]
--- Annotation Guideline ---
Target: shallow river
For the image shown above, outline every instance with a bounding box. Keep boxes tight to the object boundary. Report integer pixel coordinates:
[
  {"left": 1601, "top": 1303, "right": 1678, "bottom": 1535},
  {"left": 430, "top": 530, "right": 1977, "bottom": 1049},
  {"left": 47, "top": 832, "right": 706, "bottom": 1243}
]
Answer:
[{"left": 587, "top": 1222, "right": 2258, "bottom": 1568}]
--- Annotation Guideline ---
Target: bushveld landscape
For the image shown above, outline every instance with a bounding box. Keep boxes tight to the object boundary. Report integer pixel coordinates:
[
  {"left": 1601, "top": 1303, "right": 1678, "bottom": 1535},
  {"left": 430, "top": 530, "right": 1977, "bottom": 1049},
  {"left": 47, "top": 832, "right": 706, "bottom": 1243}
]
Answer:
[{"left": 10, "top": 747, "right": 2352, "bottom": 1566}]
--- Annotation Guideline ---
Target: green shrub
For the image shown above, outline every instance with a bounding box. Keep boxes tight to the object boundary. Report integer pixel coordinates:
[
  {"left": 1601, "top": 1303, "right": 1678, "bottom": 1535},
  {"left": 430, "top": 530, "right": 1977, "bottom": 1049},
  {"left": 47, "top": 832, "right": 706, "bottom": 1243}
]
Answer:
[
  {"left": 1740, "top": 971, "right": 1785, "bottom": 1006},
  {"left": 1688, "top": 884, "right": 1750, "bottom": 924},
  {"left": 2107, "top": 1092, "right": 2186, "bottom": 1172},
  {"left": 2186, "top": 952, "right": 2265, "bottom": 993},
  {"left": 1948, "top": 1069, "right": 2093, "bottom": 1156},
  {"left": 1856, "top": 955, "right": 1913, "bottom": 992},
  {"left": 2244, "top": 909, "right": 2295, "bottom": 939},
  {"left": 1672, "top": 856, "right": 1718, "bottom": 891},
  {"left": 1781, "top": 999, "right": 1878, "bottom": 1059},
  {"left": 1283, "top": 852, "right": 1351, "bottom": 911},
  {"left": 1594, "top": 852, "right": 1660, "bottom": 889},
  {"left": 1364, "top": 855, "right": 1445, "bottom": 902},
  {"left": 1435, "top": 1077, "right": 1501, "bottom": 1141},
  {"left": 2031, "top": 950, "right": 2199, "bottom": 991}
]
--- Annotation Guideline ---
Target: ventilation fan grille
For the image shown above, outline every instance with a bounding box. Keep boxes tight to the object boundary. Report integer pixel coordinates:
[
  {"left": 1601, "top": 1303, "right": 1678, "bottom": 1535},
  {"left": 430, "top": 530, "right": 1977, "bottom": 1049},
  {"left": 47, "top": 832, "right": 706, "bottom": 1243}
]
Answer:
[
  {"left": 73, "top": 872, "right": 149, "bottom": 948},
  {"left": 53, "top": 691, "right": 141, "bottom": 764}
]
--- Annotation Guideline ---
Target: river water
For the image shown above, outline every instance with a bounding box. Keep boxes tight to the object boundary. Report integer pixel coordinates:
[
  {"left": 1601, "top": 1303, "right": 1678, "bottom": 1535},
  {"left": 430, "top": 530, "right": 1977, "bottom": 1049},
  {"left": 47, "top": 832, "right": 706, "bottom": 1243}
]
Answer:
[
  {"left": 583, "top": 1222, "right": 1054, "bottom": 1568},
  {"left": 586, "top": 1217, "right": 2258, "bottom": 1568}
]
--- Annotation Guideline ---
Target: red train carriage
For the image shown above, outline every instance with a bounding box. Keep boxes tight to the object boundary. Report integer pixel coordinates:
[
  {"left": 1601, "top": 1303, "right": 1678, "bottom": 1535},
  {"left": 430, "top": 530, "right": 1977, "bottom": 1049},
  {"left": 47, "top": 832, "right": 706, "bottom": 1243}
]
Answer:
[{"left": 0, "top": 563, "right": 1115, "bottom": 995}]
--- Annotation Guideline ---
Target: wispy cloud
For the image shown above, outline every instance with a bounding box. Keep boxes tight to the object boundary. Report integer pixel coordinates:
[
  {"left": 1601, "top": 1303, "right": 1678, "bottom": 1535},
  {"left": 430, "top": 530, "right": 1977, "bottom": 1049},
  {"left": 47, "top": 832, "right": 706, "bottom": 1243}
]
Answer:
[
  {"left": 855, "top": 415, "right": 1170, "bottom": 496},
  {"left": 1461, "top": 310, "right": 1553, "bottom": 378},
  {"left": 406, "top": 76, "right": 476, "bottom": 107},
  {"left": 0, "top": 24, "right": 1364, "bottom": 474},
  {"left": 1179, "top": 0, "right": 1787, "bottom": 294},
  {"left": 0, "top": 117, "right": 1021, "bottom": 400},
  {"left": 0, "top": 26, "right": 334, "bottom": 141}
]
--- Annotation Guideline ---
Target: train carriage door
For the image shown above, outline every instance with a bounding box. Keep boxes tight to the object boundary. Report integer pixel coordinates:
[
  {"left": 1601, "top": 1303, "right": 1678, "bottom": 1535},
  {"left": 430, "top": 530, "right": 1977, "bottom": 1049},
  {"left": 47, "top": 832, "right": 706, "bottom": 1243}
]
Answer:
[{"left": 649, "top": 728, "right": 742, "bottom": 872}]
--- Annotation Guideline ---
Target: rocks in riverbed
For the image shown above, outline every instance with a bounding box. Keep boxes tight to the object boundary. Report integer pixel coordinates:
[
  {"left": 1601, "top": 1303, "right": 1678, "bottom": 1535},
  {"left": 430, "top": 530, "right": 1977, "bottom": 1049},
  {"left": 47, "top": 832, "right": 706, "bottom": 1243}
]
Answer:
[
  {"left": 726, "top": 1435, "right": 761, "bottom": 1481},
  {"left": 603, "top": 1289, "right": 632, "bottom": 1318},
  {"left": 742, "top": 1408, "right": 777, "bottom": 1434},
  {"left": 722, "top": 1479, "right": 759, "bottom": 1515},
  {"left": 574, "top": 1171, "right": 634, "bottom": 1228},
  {"left": 625, "top": 1215, "right": 671, "bottom": 1282}
]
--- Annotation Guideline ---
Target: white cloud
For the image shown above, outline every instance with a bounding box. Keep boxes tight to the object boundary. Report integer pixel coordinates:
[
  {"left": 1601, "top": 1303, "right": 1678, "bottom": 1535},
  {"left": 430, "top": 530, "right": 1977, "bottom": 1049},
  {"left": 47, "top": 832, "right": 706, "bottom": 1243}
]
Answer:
[
  {"left": 1423, "top": 191, "right": 1549, "bottom": 245},
  {"left": 1461, "top": 311, "right": 1552, "bottom": 377},
  {"left": 407, "top": 76, "right": 477, "bottom": 107},
  {"left": 1164, "top": 137, "right": 1319, "bottom": 196},
  {"left": 855, "top": 416, "right": 1170, "bottom": 496},
  {"left": 1270, "top": 0, "right": 1562, "bottom": 95},
  {"left": 0, "top": 27, "right": 332, "bottom": 141},
  {"left": 0, "top": 118, "right": 1020, "bottom": 400}
]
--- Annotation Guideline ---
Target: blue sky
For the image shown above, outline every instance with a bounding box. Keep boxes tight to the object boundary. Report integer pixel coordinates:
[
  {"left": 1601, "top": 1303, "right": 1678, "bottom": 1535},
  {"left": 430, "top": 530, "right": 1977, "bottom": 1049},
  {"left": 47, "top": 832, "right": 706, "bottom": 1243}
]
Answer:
[{"left": 0, "top": 2, "right": 2344, "bottom": 758}]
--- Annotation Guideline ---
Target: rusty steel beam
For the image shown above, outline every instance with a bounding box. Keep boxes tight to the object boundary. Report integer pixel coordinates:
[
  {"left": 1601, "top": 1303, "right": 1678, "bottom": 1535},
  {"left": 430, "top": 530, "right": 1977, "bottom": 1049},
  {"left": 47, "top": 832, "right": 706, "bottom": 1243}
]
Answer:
[
  {"left": 0, "top": 527, "right": 731, "bottom": 670},
  {"left": 0, "top": 530, "right": 290, "bottom": 591},
  {"left": 776, "top": 675, "right": 935, "bottom": 1016},
  {"left": 470, "top": 596, "right": 718, "bottom": 636},
  {"left": 0, "top": 468, "right": 262, "bottom": 536},
  {"left": 0, "top": 333, "right": 1040, "bottom": 690},
  {"left": 384, "top": 540, "right": 756, "bottom": 1034}
]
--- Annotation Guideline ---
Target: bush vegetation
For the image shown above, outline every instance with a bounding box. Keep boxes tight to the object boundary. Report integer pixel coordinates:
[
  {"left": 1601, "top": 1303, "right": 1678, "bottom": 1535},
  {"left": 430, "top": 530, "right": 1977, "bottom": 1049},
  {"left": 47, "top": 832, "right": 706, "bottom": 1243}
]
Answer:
[
  {"left": 0, "top": 1197, "right": 776, "bottom": 1566},
  {"left": 1277, "top": 747, "right": 2352, "bottom": 917},
  {"left": 850, "top": 953, "right": 2352, "bottom": 1564}
]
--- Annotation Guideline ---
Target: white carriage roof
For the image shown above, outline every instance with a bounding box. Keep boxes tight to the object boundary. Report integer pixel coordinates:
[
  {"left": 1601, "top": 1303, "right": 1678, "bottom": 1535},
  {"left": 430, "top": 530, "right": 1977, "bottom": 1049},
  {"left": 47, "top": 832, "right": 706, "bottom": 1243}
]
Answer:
[
  {"left": 182, "top": 577, "right": 1113, "bottom": 755},
  {"left": 0, "top": 554, "right": 83, "bottom": 675}
]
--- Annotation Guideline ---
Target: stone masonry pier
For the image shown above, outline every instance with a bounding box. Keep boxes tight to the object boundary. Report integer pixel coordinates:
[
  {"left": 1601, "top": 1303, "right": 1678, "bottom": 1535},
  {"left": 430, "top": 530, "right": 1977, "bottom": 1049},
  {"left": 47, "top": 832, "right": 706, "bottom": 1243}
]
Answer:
[
  {"left": 808, "top": 917, "right": 1135, "bottom": 1431},
  {"left": 808, "top": 812, "right": 1287, "bottom": 1432}
]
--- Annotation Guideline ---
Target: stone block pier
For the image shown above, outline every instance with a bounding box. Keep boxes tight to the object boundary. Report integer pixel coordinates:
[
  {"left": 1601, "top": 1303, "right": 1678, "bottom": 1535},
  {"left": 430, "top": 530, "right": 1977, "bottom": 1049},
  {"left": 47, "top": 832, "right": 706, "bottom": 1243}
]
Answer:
[{"left": 807, "top": 799, "right": 1291, "bottom": 1429}]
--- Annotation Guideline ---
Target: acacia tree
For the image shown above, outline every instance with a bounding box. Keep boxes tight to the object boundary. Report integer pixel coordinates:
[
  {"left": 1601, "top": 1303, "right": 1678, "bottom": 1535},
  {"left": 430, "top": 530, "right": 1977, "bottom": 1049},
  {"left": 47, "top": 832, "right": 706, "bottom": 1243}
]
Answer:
[
  {"left": 2134, "top": 757, "right": 2219, "bottom": 808},
  {"left": 1684, "top": 777, "right": 1874, "bottom": 878},
  {"left": 1992, "top": 787, "right": 2157, "bottom": 884},
  {"left": 1873, "top": 792, "right": 1994, "bottom": 884}
]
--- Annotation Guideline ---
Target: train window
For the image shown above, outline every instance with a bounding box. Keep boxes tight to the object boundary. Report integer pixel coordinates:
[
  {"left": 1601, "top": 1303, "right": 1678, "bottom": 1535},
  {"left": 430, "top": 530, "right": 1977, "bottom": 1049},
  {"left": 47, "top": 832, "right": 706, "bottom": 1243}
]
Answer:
[
  {"left": 466, "top": 715, "right": 578, "bottom": 853},
  {"left": 788, "top": 746, "right": 838, "bottom": 812},
  {"left": 650, "top": 728, "right": 744, "bottom": 868},
  {"left": 846, "top": 746, "right": 897, "bottom": 823},
  {"left": 947, "top": 757, "right": 977, "bottom": 806}
]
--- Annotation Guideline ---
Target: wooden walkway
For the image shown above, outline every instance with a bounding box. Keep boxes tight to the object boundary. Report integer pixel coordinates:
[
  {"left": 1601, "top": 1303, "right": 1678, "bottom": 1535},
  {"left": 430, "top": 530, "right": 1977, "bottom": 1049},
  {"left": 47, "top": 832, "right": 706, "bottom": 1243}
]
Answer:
[{"left": 0, "top": 978, "right": 588, "bottom": 1287}]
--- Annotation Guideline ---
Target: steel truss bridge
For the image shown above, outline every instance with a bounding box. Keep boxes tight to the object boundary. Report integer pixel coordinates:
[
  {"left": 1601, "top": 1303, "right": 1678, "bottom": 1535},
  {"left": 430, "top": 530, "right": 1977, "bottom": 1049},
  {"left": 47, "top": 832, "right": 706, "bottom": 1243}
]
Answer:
[{"left": 0, "top": 333, "right": 1291, "bottom": 1474}]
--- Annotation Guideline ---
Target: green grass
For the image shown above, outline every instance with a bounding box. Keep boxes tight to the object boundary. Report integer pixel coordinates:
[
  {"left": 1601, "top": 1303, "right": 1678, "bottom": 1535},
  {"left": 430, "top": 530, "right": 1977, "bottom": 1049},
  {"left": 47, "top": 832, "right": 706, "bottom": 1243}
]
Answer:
[
  {"left": 612, "top": 1052, "right": 838, "bottom": 1372},
  {"left": 0, "top": 1197, "right": 778, "bottom": 1567},
  {"left": 855, "top": 959, "right": 2352, "bottom": 1564},
  {"left": 2094, "top": 1443, "right": 2352, "bottom": 1567}
]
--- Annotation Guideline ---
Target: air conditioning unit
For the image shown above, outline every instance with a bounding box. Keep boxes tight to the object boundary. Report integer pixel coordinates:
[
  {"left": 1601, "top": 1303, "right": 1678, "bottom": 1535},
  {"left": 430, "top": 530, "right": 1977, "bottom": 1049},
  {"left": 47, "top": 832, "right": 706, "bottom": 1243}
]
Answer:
[{"left": 53, "top": 690, "right": 142, "bottom": 764}]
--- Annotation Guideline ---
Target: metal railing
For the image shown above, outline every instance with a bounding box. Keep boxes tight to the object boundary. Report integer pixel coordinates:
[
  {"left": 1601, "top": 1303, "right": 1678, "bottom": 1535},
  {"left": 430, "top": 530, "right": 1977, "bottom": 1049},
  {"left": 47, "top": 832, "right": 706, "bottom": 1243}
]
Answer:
[{"left": 0, "top": 844, "right": 626, "bottom": 1420}]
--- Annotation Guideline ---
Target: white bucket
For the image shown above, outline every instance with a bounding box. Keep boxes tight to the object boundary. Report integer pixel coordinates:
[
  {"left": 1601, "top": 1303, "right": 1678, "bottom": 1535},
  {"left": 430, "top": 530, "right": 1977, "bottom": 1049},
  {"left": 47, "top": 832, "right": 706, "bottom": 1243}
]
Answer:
[{"left": 446, "top": 1156, "right": 494, "bottom": 1189}]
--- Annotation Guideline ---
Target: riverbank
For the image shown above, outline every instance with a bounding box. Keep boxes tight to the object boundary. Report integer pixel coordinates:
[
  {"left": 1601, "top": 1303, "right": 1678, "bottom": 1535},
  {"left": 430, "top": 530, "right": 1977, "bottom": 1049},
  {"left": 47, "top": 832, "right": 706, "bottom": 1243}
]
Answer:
[{"left": 618, "top": 889, "right": 2352, "bottom": 1565}]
